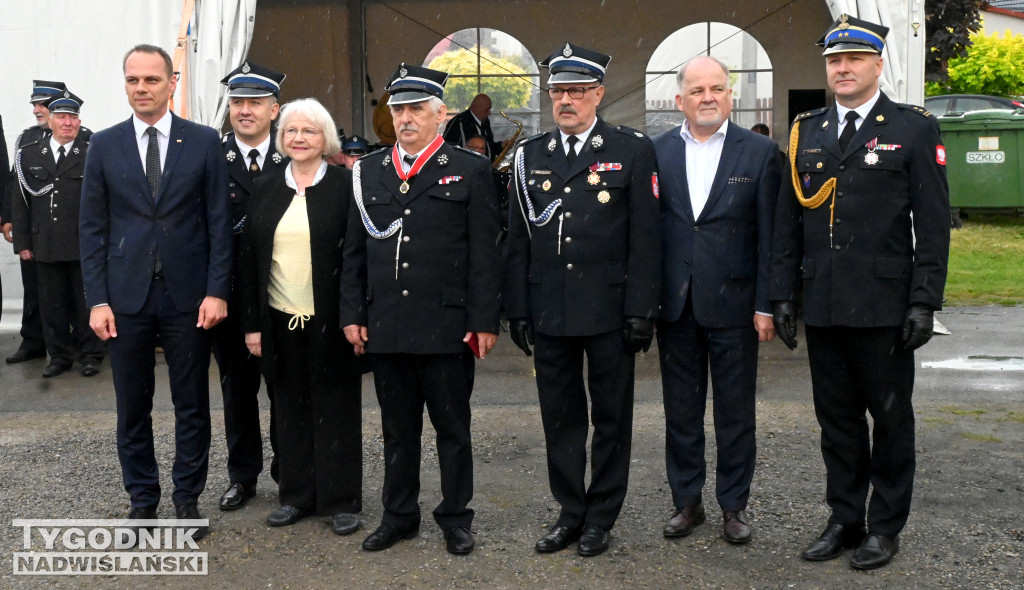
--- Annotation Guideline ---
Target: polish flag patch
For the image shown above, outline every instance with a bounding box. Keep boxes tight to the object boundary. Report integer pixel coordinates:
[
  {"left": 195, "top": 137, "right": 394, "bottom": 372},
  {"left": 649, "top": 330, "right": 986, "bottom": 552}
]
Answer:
[
  {"left": 936, "top": 145, "right": 946, "bottom": 165},
  {"left": 651, "top": 173, "right": 659, "bottom": 198}
]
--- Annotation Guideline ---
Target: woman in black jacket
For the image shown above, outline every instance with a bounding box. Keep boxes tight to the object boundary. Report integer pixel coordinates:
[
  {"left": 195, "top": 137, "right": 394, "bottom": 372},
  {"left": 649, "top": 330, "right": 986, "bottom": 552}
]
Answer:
[{"left": 239, "top": 97, "right": 363, "bottom": 535}]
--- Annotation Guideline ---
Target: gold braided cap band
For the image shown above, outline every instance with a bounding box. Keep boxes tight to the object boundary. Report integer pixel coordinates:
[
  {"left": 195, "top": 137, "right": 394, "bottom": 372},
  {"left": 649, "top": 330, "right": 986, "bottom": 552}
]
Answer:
[{"left": 788, "top": 119, "right": 835, "bottom": 209}]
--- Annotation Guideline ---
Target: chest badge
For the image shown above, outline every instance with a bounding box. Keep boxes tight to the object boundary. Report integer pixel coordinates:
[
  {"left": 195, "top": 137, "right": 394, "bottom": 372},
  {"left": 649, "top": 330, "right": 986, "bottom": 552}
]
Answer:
[
  {"left": 864, "top": 152, "right": 880, "bottom": 166},
  {"left": 803, "top": 173, "right": 811, "bottom": 188},
  {"left": 597, "top": 190, "right": 611, "bottom": 203},
  {"left": 587, "top": 171, "right": 601, "bottom": 185},
  {"left": 542, "top": 179, "right": 552, "bottom": 191}
]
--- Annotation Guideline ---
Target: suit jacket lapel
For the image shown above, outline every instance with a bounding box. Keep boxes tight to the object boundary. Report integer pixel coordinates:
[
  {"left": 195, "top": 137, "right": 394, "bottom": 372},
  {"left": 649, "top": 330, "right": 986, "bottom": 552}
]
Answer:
[
  {"left": 119, "top": 118, "right": 152, "bottom": 200},
  {"left": 700, "top": 127, "right": 743, "bottom": 221},
  {"left": 38, "top": 142, "right": 58, "bottom": 176},
  {"left": 818, "top": 106, "right": 842, "bottom": 160},
  {"left": 157, "top": 114, "right": 187, "bottom": 203},
  {"left": 664, "top": 131, "right": 694, "bottom": 222},
  {"left": 543, "top": 130, "right": 571, "bottom": 180},
  {"left": 225, "top": 136, "right": 255, "bottom": 195}
]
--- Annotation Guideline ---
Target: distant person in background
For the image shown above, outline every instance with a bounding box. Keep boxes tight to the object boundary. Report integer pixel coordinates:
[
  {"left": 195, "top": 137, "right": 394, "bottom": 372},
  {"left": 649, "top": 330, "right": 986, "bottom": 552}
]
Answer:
[
  {"left": 0, "top": 115, "right": 9, "bottom": 320},
  {"left": 336, "top": 134, "right": 370, "bottom": 169},
  {"left": 239, "top": 98, "right": 365, "bottom": 536},
  {"left": 5, "top": 80, "right": 67, "bottom": 365},
  {"left": 443, "top": 93, "right": 503, "bottom": 160},
  {"left": 750, "top": 123, "right": 770, "bottom": 137},
  {"left": 215, "top": 61, "right": 288, "bottom": 512},
  {"left": 13, "top": 90, "right": 105, "bottom": 378}
]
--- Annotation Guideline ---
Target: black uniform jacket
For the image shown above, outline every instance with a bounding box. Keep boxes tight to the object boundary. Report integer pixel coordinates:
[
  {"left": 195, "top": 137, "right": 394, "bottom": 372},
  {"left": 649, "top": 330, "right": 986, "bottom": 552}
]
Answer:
[
  {"left": 13, "top": 135, "right": 89, "bottom": 262},
  {"left": 505, "top": 118, "right": 662, "bottom": 337},
  {"left": 770, "top": 92, "right": 949, "bottom": 327},
  {"left": 340, "top": 141, "right": 503, "bottom": 355},
  {"left": 238, "top": 164, "right": 362, "bottom": 382}
]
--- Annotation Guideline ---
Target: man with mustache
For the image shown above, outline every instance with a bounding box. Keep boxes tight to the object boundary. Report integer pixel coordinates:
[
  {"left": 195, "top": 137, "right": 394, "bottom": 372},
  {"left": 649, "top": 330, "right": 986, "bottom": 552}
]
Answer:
[
  {"left": 771, "top": 14, "right": 949, "bottom": 570},
  {"left": 342, "top": 64, "right": 502, "bottom": 556},
  {"left": 506, "top": 43, "right": 661, "bottom": 557}
]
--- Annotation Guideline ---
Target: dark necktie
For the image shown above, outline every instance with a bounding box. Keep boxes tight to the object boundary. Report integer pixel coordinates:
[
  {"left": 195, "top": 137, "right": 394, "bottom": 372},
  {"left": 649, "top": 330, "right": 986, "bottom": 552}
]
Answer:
[
  {"left": 566, "top": 135, "right": 578, "bottom": 166},
  {"left": 403, "top": 154, "right": 417, "bottom": 169},
  {"left": 248, "top": 149, "right": 261, "bottom": 178},
  {"left": 56, "top": 145, "right": 66, "bottom": 168},
  {"left": 838, "top": 111, "right": 859, "bottom": 153},
  {"left": 146, "top": 127, "right": 161, "bottom": 198}
]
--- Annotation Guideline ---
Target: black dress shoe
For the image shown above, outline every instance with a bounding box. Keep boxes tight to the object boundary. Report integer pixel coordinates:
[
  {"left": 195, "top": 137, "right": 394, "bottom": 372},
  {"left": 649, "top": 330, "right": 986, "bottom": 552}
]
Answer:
[
  {"left": 535, "top": 525, "right": 581, "bottom": 553},
  {"left": 174, "top": 503, "right": 209, "bottom": 541},
  {"left": 361, "top": 523, "right": 418, "bottom": 551},
  {"left": 577, "top": 523, "right": 610, "bottom": 557},
  {"left": 801, "top": 523, "right": 867, "bottom": 561},
  {"left": 125, "top": 505, "right": 158, "bottom": 547},
  {"left": 42, "top": 362, "right": 70, "bottom": 378},
  {"left": 80, "top": 360, "right": 101, "bottom": 377},
  {"left": 723, "top": 510, "right": 752, "bottom": 544},
  {"left": 267, "top": 505, "right": 306, "bottom": 527},
  {"left": 664, "top": 503, "right": 706, "bottom": 538},
  {"left": 444, "top": 527, "right": 474, "bottom": 555},
  {"left": 219, "top": 482, "right": 256, "bottom": 511},
  {"left": 331, "top": 513, "right": 360, "bottom": 536},
  {"left": 6, "top": 348, "right": 46, "bottom": 364},
  {"left": 850, "top": 533, "right": 899, "bottom": 570}
]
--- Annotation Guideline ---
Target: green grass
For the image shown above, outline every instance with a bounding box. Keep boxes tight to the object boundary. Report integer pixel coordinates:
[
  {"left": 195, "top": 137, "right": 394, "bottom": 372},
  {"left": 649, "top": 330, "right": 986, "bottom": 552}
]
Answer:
[
  {"left": 922, "top": 417, "right": 955, "bottom": 425},
  {"left": 946, "top": 214, "right": 1024, "bottom": 306},
  {"left": 960, "top": 431, "right": 1002, "bottom": 443},
  {"left": 939, "top": 405, "right": 986, "bottom": 416}
]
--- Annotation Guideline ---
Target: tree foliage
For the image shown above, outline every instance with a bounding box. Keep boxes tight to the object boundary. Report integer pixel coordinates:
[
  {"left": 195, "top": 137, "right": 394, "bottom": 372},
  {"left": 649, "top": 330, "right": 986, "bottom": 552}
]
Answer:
[
  {"left": 926, "top": 30, "right": 1024, "bottom": 96},
  {"left": 926, "top": 0, "right": 985, "bottom": 82},
  {"left": 427, "top": 48, "right": 533, "bottom": 113}
]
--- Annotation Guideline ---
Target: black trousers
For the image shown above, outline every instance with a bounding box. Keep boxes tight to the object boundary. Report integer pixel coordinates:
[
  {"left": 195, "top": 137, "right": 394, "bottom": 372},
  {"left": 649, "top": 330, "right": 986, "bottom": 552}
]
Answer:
[
  {"left": 533, "top": 330, "right": 635, "bottom": 530},
  {"left": 805, "top": 325, "right": 916, "bottom": 536},
  {"left": 657, "top": 298, "right": 758, "bottom": 512},
  {"left": 369, "top": 352, "right": 475, "bottom": 532},
  {"left": 36, "top": 260, "right": 104, "bottom": 368},
  {"left": 109, "top": 278, "right": 211, "bottom": 508},
  {"left": 212, "top": 314, "right": 277, "bottom": 487},
  {"left": 269, "top": 309, "right": 361, "bottom": 516},
  {"left": 18, "top": 257, "right": 45, "bottom": 351}
]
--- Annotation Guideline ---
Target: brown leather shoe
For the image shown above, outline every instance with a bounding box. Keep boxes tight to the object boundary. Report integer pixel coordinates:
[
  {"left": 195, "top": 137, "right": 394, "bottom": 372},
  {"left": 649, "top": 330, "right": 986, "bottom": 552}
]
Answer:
[
  {"left": 663, "top": 503, "right": 706, "bottom": 538},
  {"left": 723, "top": 510, "right": 752, "bottom": 544}
]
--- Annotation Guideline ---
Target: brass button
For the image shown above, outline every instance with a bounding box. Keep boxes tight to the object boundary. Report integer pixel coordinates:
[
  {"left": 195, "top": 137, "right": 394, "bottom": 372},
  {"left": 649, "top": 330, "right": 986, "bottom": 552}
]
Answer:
[{"left": 566, "top": 263, "right": 574, "bottom": 270}]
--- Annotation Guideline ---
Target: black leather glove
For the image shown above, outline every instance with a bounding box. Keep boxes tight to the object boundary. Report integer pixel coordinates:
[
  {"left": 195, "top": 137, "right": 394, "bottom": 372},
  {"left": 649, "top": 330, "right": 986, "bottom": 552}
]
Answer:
[
  {"left": 623, "top": 317, "right": 655, "bottom": 354},
  {"left": 509, "top": 318, "right": 534, "bottom": 356},
  {"left": 902, "top": 304, "right": 935, "bottom": 351},
  {"left": 772, "top": 301, "right": 798, "bottom": 350}
]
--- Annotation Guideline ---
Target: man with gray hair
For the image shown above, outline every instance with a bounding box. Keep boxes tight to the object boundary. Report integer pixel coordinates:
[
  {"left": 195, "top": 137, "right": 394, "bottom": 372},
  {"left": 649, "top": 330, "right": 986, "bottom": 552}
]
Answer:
[
  {"left": 342, "top": 63, "right": 502, "bottom": 556},
  {"left": 653, "top": 55, "right": 779, "bottom": 544}
]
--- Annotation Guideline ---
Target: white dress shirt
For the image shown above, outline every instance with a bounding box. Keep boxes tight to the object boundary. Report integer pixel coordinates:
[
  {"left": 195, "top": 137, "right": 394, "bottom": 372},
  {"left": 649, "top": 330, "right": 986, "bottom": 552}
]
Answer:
[
  {"left": 236, "top": 135, "right": 271, "bottom": 171},
  {"left": 836, "top": 89, "right": 881, "bottom": 139},
  {"left": 132, "top": 110, "right": 172, "bottom": 174},
  {"left": 680, "top": 118, "right": 729, "bottom": 220},
  {"left": 49, "top": 136, "right": 73, "bottom": 164},
  {"left": 559, "top": 117, "right": 598, "bottom": 157},
  {"left": 396, "top": 134, "right": 442, "bottom": 173}
]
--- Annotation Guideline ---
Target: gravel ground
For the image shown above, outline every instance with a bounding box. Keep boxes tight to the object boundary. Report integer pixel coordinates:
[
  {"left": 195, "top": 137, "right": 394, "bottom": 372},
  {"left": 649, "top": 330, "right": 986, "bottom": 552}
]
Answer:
[{"left": 1, "top": 395, "right": 1022, "bottom": 589}]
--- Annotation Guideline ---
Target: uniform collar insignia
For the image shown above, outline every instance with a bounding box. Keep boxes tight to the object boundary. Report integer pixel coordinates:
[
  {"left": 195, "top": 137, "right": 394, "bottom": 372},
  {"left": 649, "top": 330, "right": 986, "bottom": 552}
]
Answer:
[
  {"left": 72, "top": 147, "right": 80, "bottom": 154},
  {"left": 382, "top": 154, "right": 391, "bottom": 167},
  {"left": 272, "top": 151, "right": 283, "bottom": 164},
  {"left": 438, "top": 153, "right": 449, "bottom": 167},
  {"left": 226, "top": 150, "right": 237, "bottom": 162},
  {"left": 591, "top": 135, "right": 604, "bottom": 149},
  {"left": 547, "top": 137, "right": 557, "bottom": 152},
  {"left": 41, "top": 146, "right": 48, "bottom": 155}
]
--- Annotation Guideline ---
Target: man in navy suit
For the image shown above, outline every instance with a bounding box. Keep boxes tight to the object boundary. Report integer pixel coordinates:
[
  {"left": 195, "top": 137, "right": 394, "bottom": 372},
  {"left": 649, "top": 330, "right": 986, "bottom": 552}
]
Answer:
[
  {"left": 80, "top": 44, "right": 231, "bottom": 536},
  {"left": 652, "top": 56, "right": 778, "bottom": 545}
]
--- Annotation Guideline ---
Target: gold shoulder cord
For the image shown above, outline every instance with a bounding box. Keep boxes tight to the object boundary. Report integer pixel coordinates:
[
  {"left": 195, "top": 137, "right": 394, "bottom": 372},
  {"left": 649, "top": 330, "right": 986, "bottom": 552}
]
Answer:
[{"left": 789, "top": 119, "right": 835, "bottom": 210}]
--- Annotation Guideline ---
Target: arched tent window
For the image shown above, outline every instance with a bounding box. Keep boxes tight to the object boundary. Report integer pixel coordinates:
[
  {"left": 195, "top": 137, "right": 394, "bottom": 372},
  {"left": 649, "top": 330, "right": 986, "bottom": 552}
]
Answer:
[
  {"left": 646, "top": 23, "right": 773, "bottom": 137},
  {"left": 425, "top": 28, "right": 542, "bottom": 141}
]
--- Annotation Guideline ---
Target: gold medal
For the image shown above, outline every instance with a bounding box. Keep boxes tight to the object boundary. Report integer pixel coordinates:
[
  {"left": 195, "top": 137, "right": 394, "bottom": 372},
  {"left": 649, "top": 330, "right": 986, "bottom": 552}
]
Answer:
[
  {"left": 542, "top": 180, "right": 552, "bottom": 191},
  {"left": 399, "top": 181, "right": 410, "bottom": 194},
  {"left": 597, "top": 190, "right": 611, "bottom": 203},
  {"left": 587, "top": 171, "right": 601, "bottom": 185}
]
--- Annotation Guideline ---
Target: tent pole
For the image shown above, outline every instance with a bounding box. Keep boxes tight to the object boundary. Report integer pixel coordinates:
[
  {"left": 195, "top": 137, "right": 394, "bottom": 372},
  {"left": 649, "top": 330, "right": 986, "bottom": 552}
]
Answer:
[{"left": 170, "top": 0, "right": 197, "bottom": 118}]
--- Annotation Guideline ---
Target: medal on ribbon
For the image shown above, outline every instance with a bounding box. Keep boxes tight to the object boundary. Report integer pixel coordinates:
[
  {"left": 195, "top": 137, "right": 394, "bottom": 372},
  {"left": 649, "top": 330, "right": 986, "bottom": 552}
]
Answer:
[{"left": 393, "top": 134, "right": 444, "bottom": 194}]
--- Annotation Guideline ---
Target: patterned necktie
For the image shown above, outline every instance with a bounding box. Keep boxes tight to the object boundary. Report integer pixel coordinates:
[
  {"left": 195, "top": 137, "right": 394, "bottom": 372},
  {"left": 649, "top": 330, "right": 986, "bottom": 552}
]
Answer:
[
  {"left": 146, "top": 127, "right": 161, "bottom": 198},
  {"left": 56, "top": 145, "right": 66, "bottom": 168},
  {"left": 566, "top": 135, "right": 578, "bottom": 166},
  {"left": 248, "top": 149, "right": 261, "bottom": 178},
  {"left": 838, "top": 111, "right": 859, "bottom": 153}
]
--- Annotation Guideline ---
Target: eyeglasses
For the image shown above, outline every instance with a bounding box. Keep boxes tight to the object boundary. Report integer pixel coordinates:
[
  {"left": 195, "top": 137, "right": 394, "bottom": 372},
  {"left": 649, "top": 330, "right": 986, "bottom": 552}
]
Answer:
[
  {"left": 283, "top": 127, "right": 322, "bottom": 139},
  {"left": 546, "top": 86, "right": 600, "bottom": 100}
]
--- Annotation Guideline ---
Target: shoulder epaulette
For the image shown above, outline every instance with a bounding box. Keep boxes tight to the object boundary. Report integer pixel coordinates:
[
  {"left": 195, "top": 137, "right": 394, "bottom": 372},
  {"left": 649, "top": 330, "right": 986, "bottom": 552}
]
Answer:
[
  {"left": 221, "top": 132, "right": 234, "bottom": 144},
  {"left": 358, "top": 146, "right": 390, "bottom": 161},
  {"left": 519, "top": 132, "right": 546, "bottom": 146},
  {"left": 794, "top": 107, "right": 829, "bottom": 122},
  {"left": 613, "top": 125, "right": 647, "bottom": 140},
  {"left": 452, "top": 145, "right": 487, "bottom": 159},
  {"left": 897, "top": 103, "right": 935, "bottom": 119}
]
